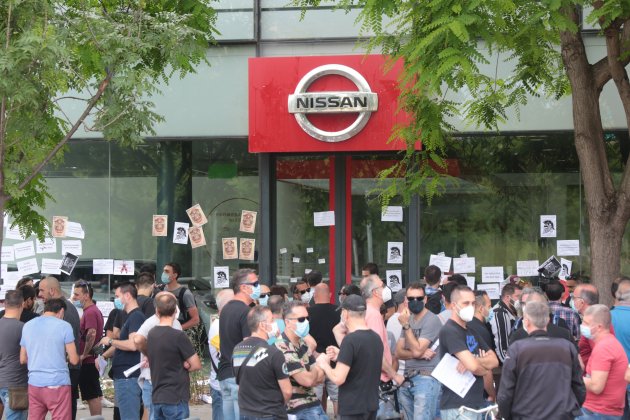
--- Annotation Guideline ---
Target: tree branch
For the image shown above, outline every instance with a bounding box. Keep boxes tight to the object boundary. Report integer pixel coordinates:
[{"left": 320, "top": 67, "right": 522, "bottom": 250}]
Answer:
[
  {"left": 18, "top": 72, "right": 113, "bottom": 191},
  {"left": 594, "top": 18, "right": 630, "bottom": 90}
]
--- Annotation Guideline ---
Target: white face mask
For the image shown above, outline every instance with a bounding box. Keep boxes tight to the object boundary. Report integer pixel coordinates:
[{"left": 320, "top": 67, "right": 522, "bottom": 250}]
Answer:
[
  {"left": 381, "top": 286, "right": 392, "bottom": 303},
  {"left": 267, "top": 321, "right": 279, "bottom": 338},
  {"left": 300, "top": 290, "right": 311, "bottom": 303},
  {"left": 458, "top": 305, "right": 475, "bottom": 322}
]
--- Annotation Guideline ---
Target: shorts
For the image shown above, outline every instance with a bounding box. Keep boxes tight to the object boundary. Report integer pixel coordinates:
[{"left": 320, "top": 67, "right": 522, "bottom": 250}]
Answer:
[
  {"left": 313, "top": 378, "right": 339, "bottom": 402},
  {"left": 79, "top": 363, "right": 103, "bottom": 400}
]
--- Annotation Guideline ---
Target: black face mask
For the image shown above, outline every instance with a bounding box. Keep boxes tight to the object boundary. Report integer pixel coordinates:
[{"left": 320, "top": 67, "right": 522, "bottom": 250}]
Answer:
[{"left": 408, "top": 300, "right": 425, "bottom": 314}]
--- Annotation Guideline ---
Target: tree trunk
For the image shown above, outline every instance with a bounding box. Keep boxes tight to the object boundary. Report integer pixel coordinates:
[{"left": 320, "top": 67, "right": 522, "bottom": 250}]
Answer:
[{"left": 589, "top": 218, "right": 624, "bottom": 306}]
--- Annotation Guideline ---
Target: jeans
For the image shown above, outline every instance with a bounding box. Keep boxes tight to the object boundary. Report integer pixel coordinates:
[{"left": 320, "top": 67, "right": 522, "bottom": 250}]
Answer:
[
  {"left": 141, "top": 380, "right": 154, "bottom": 420},
  {"left": 292, "top": 404, "right": 329, "bottom": 419},
  {"left": 114, "top": 377, "right": 143, "bottom": 420},
  {"left": 441, "top": 408, "right": 483, "bottom": 420},
  {"left": 211, "top": 387, "right": 224, "bottom": 420},
  {"left": 220, "top": 377, "right": 240, "bottom": 420},
  {"left": 153, "top": 401, "right": 190, "bottom": 420},
  {"left": 0, "top": 388, "right": 28, "bottom": 420},
  {"left": 398, "top": 375, "right": 441, "bottom": 420},
  {"left": 577, "top": 407, "right": 622, "bottom": 420}
]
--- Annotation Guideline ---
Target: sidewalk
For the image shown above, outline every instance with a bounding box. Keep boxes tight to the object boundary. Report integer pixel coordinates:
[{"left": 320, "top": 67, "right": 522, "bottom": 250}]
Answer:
[{"left": 76, "top": 404, "right": 210, "bottom": 419}]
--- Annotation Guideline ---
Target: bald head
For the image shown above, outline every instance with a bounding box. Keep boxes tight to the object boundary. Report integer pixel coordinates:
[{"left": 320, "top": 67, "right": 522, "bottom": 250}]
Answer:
[
  {"left": 38, "top": 276, "right": 61, "bottom": 301},
  {"left": 216, "top": 289, "right": 235, "bottom": 313},
  {"left": 313, "top": 283, "right": 330, "bottom": 303}
]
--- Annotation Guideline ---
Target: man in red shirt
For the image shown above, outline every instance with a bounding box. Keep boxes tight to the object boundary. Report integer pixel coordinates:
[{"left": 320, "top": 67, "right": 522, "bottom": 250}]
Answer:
[
  {"left": 72, "top": 280, "right": 104, "bottom": 416},
  {"left": 580, "top": 304, "right": 628, "bottom": 418}
]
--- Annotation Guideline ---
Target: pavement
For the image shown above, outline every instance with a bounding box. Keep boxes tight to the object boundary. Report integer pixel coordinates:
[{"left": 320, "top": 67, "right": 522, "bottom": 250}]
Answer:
[{"left": 76, "top": 403, "right": 211, "bottom": 419}]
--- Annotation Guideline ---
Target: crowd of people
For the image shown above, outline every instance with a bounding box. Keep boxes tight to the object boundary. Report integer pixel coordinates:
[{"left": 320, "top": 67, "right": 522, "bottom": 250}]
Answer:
[{"left": 2, "top": 262, "right": 630, "bottom": 420}]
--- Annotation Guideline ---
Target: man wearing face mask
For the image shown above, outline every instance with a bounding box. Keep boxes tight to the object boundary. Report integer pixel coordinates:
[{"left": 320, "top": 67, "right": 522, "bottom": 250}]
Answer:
[
  {"left": 357, "top": 275, "right": 404, "bottom": 417},
  {"left": 395, "top": 283, "right": 443, "bottom": 420},
  {"left": 579, "top": 304, "right": 628, "bottom": 419},
  {"left": 294, "top": 280, "right": 312, "bottom": 305},
  {"left": 159, "top": 263, "right": 199, "bottom": 331},
  {"left": 545, "top": 281, "right": 581, "bottom": 341},
  {"left": 489, "top": 283, "right": 522, "bottom": 365},
  {"left": 72, "top": 281, "right": 104, "bottom": 416},
  {"left": 439, "top": 286, "right": 498, "bottom": 420},
  {"left": 97, "top": 283, "right": 146, "bottom": 420},
  {"left": 233, "top": 306, "right": 292, "bottom": 419},
  {"left": 275, "top": 301, "right": 327, "bottom": 419},
  {"left": 218, "top": 269, "right": 257, "bottom": 420},
  {"left": 258, "top": 284, "right": 271, "bottom": 306}
]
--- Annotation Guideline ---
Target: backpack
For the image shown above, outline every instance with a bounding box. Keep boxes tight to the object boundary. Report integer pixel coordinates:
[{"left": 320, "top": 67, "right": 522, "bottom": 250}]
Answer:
[
  {"left": 176, "top": 287, "right": 209, "bottom": 357},
  {"left": 425, "top": 290, "right": 443, "bottom": 315}
]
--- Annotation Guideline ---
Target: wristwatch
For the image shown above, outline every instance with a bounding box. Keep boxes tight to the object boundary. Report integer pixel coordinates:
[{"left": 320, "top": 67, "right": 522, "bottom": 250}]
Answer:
[
  {"left": 108, "top": 338, "right": 114, "bottom": 346},
  {"left": 402, "top": 324, "right": 410, "bottom": 331}
]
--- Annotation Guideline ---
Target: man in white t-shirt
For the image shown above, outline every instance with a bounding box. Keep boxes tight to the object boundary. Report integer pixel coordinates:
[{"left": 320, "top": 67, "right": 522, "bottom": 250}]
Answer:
[{"left": 133, "top": 292, "right": 182, "bottom": 420}]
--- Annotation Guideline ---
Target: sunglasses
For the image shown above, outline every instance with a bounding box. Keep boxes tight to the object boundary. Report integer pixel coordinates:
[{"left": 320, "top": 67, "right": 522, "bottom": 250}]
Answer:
[
  {"left": 244, "top": 281, "right": 260, "bottom": 288},
  {"left": 288, "top": 316, "right": 309, "bottom": 322},
  {"left": 297, "top": 288, "right": 311, "bottom": 295},
  {"left": 338, "top": 291, "right": 347, "bottom": 296},
  {"left": 259, "top": 293, "right": 270, "bottom": 298},
  {"left": 407, "top": 296, "right": 425, "bottom": 301}
]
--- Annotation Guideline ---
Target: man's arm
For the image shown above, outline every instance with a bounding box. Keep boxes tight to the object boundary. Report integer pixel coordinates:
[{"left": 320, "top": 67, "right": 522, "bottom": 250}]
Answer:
[
  {"left": 20, "top": 347, "right": 27, "bottom": 365},
  {"left": 584, "top": 370, "right": 610, "bottom": 395},
  {"left": 496, "top": 352, "right": 516, "bottom": 418},
  {"left": 66, "top": 342, "right": 80, "bottom": 366},
  {"left": 454, "top": 349, "right": 497, "bottom": 376},
  {"left": 333, "top": 322, "right": 347, "bottom": 346},
  {"left": 185, "top": 353, "right": 202, "bottom": 372},
  {"left": 80, "top": 328, "right": 97, "bottom": 361},
  {"left": 181, "top": 306, "right": 200, "bottom": 331},
  {"left": 292, "top": 365, "right": 325, "bottom": 388},
  {"left": 380, "top": 356, "right": 404, "bottom": 385},
  {"left": 396, "top": 337, "right": 414, "bottom": 360},
  {"left": 99, "top": 333, "right": 138, "bottom": 352},
  {"left": 571, "top": 349, "right": 586, "bottom": 405},
  {"left": 278, "top": 378, "right": 293, "bottom": 403},
  {"left": 134, "top": 335, "right": 148, "bottom": 355},
  {"left": 316, "top": 355, "right": 351, "bottom": 386}
]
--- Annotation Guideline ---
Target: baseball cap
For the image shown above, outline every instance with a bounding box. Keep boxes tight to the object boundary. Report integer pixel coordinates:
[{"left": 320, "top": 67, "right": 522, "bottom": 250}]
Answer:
[{"left": 339, "top": 294, "right": 367, "bottom": 312}]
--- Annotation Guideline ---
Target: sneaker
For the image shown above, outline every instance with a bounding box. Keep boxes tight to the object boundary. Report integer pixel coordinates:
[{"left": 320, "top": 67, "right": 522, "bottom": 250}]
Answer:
[
  {"left": 76, "top": 402, "right": 87, "bottom": 410},
  {"left": 101, "top": 397, "right": 115, "bottom": 408}
]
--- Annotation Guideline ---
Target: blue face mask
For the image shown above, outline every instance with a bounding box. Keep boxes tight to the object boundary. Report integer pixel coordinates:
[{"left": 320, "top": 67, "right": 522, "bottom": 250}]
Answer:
[
  {"left": 250, "top": 284, "right": 261, "bottom": 300},
  {"left": 295, "top": 320, "right": 310, "bottom": 338},
  {"left": 580, "top": 324, "right": 592, "bottom": 340},
  {"left": 114, "top": 298, "right": 124, "bottom": 310},
  {"left": 259, "top": 295, "right": 269, "bottom": 306},
  {"left": 275, "top": 318, "right": 285, "bottom": 334},
  {"left": 161, "top": 272, "right": 170, "bottom": 284},
  {"left": 487, "top": 309, "right": 495, "bottom": 324},
  {"left": 73, "top": 300, "right": 83, "bottom": 309}
]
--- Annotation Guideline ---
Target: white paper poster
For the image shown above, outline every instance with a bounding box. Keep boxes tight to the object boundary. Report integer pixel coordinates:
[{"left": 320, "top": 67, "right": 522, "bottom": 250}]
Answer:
[
  {"left": 453, "top": 257, "right": 476, "bottom": 274},
  {"left": 386, "top": 270, "right": 402, "bottom": 292},
  {"left": 387, "top": 242, "right": 403, "bottom": 264},
  {"left": 93, "top": 259, "right": 114, "bottom": 275},
  {"left": 292, "top": 257, "right": 300, "bottom": 263},
  {"left": 1, "top": 264, "right": 6, "bottom": 274},
  {"left": 213, "top": 266, "right": 230, "bottom": 289},
  {"left": 60, "top": 253, "right": 79, "bottom": 275},
  {"left": 516, "top": 260, "right": 540, "bottom": 277},
  {"left": 306, "top": 247, "right": 314, "bottom": 253},
  {"left": 540, "top": 215, "right": 557, "bottom": 238},
  {"left": 96, "top": 301, "right": 115, "bottom": 319},
  {"left": 5, "top": 225, "right": 25, "bottom": 240},
  {"left": 313, "top": 211, "right": 335, "bottom": 227},
  {"left": 477, "top": 283, "right": 501, "bottom": 300},
  {"left": 464, "top": 275, "right": 475, "bottom": 289},
  {"left": 429, "top": 254, "right": 452, "bottom": 273},
  {"left": 2, "top": 272, "right": 20, "bottom": 290},
  {"left": 290, "top": 277, "right": 298, "bottom": 283},
  {"left": 381, "top": 206, "right": 403, "bottom": 222},
  {"left": 173, "top": 222, "right": 190, "bottom": 245},
  {"left": 62, "top": 240, "right": 82, "bottom": 256},
  {"left": 1, "top": 246, "right": 14, "bottom": 262},
  {"left": 113, "top": 260, "right": 134, "bottom": 276},
  {"left": 557, "top": 240, "right": 580, "bottom": 256},
  {"left": 318, "top": 258, "right": 326, "bottom": 264},
  {"left": 36, "top": 238, "right": 57, "bottom": 254},
  {"left": 41, "top": 258, "right": 62, "bottom": 275},
  {"left": 481, "top": 266, "right": 504, "bottom": 283},
  {"left": 66, "top": 221, "right": 85, "bottom": 239},
  {"left": 239, "top": 210, "right": 257, "bottom": 233},
  {"left": 17, "top": 258, "right": 39, "bottom": 276},
  {"left": 13, "top": 241, "right": 35, "bottom": 260},
  {"left": 279, "top": 248, "right": 288, "bottom": 254},
  {"left": 559, "top": 258, "right": 572, "bottom": 280}
]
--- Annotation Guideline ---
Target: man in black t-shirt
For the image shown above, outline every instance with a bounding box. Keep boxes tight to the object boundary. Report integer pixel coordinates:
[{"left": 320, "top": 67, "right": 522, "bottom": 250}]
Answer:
[
  {"left": 439, "top": 286, "right": 499, "bottom": 419},
  {"left": 147, "top": 293, "right": 201, "bottom": 420},
  {"left": 218, "top": 269, "right": 258, "bottom": 420},
  {"left": 316, "top": 295, "right": 383, "bottom": 420},
  {"left": 233, "top": 306, "right": 291, "bottom": 419}
]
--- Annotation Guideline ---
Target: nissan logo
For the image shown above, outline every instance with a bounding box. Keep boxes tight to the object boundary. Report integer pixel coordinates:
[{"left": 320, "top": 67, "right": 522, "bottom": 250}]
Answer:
[{"left": 288, "top": 64, "right": 378, "bottom": 143}]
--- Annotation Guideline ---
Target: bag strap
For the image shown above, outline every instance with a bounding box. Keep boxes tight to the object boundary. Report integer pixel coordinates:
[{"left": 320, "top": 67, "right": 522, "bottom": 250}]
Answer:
[
  {"left": 236, "top": 344, "right": 263, "bottom": 385},
  {"left": 177, "top": 287, "right": 191, "bottom": 322}
]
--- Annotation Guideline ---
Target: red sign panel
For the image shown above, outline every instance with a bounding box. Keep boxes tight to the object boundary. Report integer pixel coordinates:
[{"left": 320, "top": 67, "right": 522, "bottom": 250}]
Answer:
[{"left": 248, "top": 55, "right": 410, "bottom": 153}]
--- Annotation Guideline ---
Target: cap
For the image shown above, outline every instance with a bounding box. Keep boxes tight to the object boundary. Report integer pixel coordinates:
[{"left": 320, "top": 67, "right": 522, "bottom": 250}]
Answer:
[
  {"left": 340, "top": 294, "right": 366, "bottom": 312},
  {"left": 393, "top": 289, "right": 406, "bottom": 305}
]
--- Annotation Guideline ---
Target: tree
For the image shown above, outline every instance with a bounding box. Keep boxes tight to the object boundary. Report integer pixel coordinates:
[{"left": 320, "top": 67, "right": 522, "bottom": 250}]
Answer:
[
  {"left": 0, "top": 0, "right": 216, "bottom": 252},
  {"left": 298, "top": 0, "right": 630, "bottom": 303}
]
